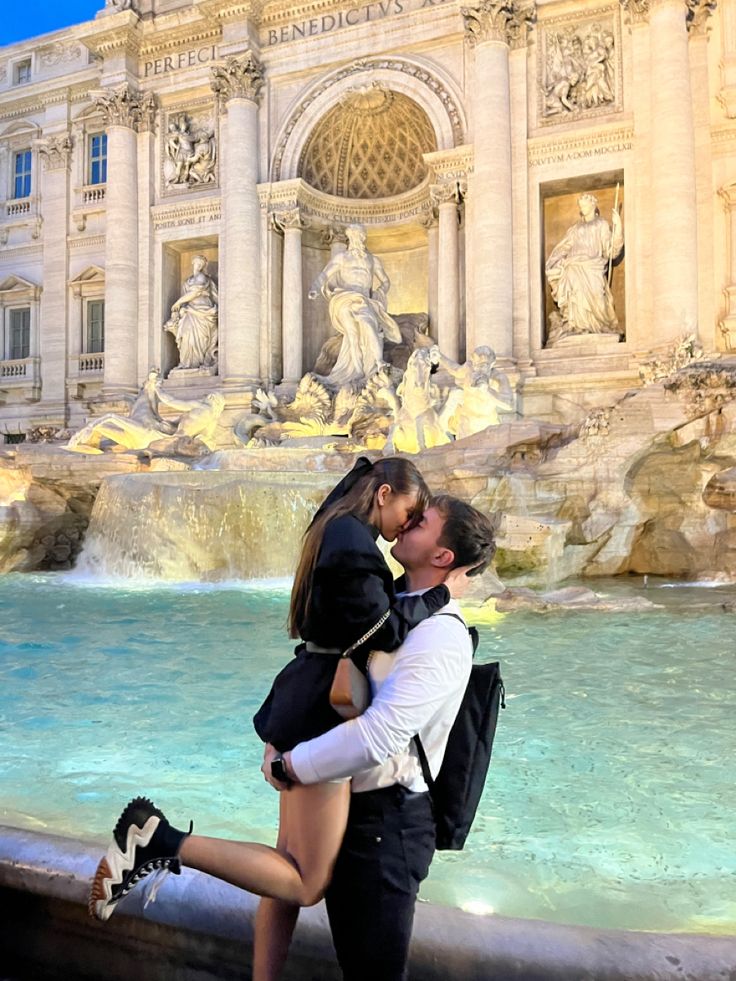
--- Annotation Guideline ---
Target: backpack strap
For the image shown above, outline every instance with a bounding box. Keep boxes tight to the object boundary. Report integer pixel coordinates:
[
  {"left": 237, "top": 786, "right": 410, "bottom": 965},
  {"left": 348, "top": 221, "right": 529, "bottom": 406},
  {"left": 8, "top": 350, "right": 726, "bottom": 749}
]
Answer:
[{"left": 413, "top": 611, "right": 476, "bottom": 791}]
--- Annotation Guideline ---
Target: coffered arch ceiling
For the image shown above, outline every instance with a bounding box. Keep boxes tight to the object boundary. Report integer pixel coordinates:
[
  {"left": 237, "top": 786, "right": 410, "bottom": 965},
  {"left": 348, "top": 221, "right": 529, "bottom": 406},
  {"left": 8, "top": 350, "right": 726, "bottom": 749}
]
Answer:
[{"left": 298, "top": 84, "right": 438, "bottom": 200}]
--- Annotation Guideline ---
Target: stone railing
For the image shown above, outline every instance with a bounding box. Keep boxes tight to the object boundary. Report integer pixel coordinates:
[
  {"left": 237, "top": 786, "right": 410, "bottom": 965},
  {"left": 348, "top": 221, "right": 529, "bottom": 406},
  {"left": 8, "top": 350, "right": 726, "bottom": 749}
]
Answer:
[
  {"left": 5, "top": 200, "right": 31, "bottom": 218},
  {"left": 78, "top": 352, "right": 104, "bottom": 373},
  {"left": 0, "top": 357, "right": 40, "bottom": 389},
  {"left": 81, "top": 185, "right": 106, "bottom": 206}
]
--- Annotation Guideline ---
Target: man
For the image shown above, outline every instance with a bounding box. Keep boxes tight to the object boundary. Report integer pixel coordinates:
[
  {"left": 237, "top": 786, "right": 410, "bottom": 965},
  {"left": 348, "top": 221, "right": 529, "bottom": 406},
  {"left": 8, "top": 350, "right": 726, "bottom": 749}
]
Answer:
[{"left": 267, "top": 494, "right": 496, "bottom": 981}]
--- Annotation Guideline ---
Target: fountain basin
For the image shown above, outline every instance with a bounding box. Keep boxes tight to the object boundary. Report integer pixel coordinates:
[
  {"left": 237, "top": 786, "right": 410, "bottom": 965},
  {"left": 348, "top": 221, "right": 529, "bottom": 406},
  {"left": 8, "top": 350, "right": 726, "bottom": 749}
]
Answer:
[{"left": 2, "top": 826, "right": 735, "bottom": 981}]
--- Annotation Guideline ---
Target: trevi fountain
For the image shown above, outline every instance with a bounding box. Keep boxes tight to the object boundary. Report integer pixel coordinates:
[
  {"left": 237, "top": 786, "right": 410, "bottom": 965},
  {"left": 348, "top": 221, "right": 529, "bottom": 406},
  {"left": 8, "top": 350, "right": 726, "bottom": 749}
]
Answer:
[{"left": 0, "top": 0, "right": 735, "bottom": 979}]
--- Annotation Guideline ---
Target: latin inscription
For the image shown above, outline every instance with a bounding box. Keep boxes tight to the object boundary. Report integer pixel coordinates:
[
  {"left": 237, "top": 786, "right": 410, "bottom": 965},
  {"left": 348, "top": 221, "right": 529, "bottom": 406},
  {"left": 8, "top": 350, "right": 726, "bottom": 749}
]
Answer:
[
  {"left": 266, "top": 0, "right": 449, "bottom": 46},
  {"left": 144, "top": 46, "right": 217, "bottom": 78}
]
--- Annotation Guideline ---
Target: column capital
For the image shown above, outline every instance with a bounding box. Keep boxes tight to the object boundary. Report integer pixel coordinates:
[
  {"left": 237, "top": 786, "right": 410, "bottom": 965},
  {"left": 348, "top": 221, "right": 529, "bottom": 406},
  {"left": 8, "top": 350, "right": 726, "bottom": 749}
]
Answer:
[
  {"left": 419, "top": 208, "right": 439, "bottom": 230},
  {"left": 211, "top": 52, "right": 264, "bottom": 106},
  {"left": 271, "top": 206, "right": 304, "bottom": 233},
  {"left": 718, "top": 180, "right": 736, "bottom": 209},
  {"left": 430, "top": 179, "right": 465, "bottom": 207},
  {"left": 686, "top": 0, "right": 717, "bottom": 34},
  {"left": 461, "top": 1, "right": 536, "bottom": 48},
  {"left": 93, "top": 83, "right": 156, "bottom": 131},
  {"left": 36, "top": 133, "right": 73, "bottom": 171},
  {"left": 619, "top": 0, "right": 651, "bottom": 24},
  {"left": 319, "top": 224, "right": 347, "bottom": 248}
]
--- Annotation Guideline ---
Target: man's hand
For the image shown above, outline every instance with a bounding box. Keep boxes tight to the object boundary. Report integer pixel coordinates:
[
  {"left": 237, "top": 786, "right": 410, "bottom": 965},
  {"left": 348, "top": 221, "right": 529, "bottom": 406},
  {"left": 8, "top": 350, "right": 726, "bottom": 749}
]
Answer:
[
  {"left": 445, "top": 565, "right": 475, "bottom": 599},
  {"left": 261, "top": 743, "right": 291, "bottom": 791}
]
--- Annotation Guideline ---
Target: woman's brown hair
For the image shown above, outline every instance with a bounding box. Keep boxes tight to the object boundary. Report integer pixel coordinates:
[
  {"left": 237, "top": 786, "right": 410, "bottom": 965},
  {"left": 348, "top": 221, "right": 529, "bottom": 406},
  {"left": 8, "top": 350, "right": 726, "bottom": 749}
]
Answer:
[{"left": 288, "top": 457, "right": 430, "bottom": 638}]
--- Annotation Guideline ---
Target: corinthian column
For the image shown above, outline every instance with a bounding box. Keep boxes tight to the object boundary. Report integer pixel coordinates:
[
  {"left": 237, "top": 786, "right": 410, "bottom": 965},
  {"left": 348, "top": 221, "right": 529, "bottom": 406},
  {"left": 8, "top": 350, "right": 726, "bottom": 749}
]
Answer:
[
  {"left": 273, "top": 207, "right": 305, "bottom": 383},
  {"left": 94, "top": 84, "right": 155, "bottom": 395},
  {"left": 211, "top": 53, "right": 264, "bottom": 386},
  {"left": 431, "top": 181, "right": 463, "bottom": 361},
  {"left": 633, "top": 0, "right": 699, "bottom": 343},
  {"left": 462, "top": 0, "right": 535, "bottom": 360}
]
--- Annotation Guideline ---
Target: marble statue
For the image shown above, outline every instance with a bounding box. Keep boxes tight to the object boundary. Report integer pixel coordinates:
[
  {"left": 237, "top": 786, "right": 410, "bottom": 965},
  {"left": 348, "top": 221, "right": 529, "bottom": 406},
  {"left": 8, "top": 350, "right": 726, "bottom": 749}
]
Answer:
[
  {"left": 164, "top": 255, "right": 219, "bottom": 372},
  {"left": 105, "top": 0, "right": 137, "bottom": 11},
  {"left": 164, "top": 115, "right": 216, "bottom": 188},
  {"left": 545, "top": 192, "right": 624, "bottom": 345},
  {"left": 385, "top": 347, "right": 450, "bottom": 455},
  {"left": 309, "top": 223, "right": 402, "bottom": 388},
  {"left": 66, "top": 369, "right": 225, "bottom": 454},
  {"left": 435, "top": 346, "right": 514, "bottom": 439}
]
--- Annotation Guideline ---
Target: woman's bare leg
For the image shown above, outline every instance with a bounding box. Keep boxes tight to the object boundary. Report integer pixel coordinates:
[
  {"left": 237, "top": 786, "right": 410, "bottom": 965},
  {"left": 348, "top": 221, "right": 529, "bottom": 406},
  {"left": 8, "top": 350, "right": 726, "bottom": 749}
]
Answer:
[
  {"left": 253, "top": 794, "right": 298, "bottom": 981},
  {"left": 253, "top": 899, "right": 299, "bottom": 981},
  {"left": 179, "top": 781, "right": 350, "bottom": 908}
]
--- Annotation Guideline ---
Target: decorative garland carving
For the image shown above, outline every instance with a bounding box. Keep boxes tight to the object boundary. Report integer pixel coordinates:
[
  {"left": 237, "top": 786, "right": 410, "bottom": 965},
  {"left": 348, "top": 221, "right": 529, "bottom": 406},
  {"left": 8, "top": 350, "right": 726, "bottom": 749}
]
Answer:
[
  {"left": 461, "top": 1, "right": 536, "bottom": 48},
  {"left": 271, "top": 58, "right": 464, "bottom": 182},
  {"left": 39, "top": 42, "right": 82, "bottom": 67},
  {"left": 210, "top": 53, "right": 265, "bottom": 105}
]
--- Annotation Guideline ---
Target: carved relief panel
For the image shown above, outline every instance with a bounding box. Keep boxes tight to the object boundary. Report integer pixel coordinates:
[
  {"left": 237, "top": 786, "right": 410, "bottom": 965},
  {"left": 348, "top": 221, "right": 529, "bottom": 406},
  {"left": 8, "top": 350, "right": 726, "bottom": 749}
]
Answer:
[
  {"left": 160, "top": 100, "right": 218, "bottom": 195},
  {"left": 538, "top": 6, "right": 623, "bottom": 126}
]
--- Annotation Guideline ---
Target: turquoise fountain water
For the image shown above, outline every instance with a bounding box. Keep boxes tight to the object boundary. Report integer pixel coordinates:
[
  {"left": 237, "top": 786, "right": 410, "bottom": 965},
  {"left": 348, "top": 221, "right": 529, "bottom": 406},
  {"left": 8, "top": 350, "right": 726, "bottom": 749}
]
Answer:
[{"left": 1, "top": 572, "right": 734, "bottom": 935}]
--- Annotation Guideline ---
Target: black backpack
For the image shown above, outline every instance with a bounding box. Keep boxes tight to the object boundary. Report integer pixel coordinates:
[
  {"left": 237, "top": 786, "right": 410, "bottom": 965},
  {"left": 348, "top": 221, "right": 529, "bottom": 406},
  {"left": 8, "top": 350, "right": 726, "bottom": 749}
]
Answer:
[{"left": 414, "top": 614, "right": 505, "bottom": 851}]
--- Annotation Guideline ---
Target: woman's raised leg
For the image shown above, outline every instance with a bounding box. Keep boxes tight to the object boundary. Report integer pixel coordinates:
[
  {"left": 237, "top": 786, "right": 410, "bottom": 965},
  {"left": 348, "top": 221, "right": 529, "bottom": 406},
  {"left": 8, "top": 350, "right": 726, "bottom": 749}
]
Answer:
[{"left": 179, "top": 780, "right": 350, "bottom": 906}]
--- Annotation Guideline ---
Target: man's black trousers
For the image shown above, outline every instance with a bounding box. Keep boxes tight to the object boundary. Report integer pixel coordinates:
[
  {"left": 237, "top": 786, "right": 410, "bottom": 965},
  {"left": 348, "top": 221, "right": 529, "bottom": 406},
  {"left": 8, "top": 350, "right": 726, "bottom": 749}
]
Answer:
[{"left": 325, "top": 784, "right": 436, "bottom": 981}]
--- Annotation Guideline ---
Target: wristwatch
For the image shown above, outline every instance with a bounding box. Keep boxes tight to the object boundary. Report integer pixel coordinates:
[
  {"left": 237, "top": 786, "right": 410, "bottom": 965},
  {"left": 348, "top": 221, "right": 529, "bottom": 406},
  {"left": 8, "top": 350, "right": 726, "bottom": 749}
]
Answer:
[{"left": 271, "top": 754, "right": 291, "bottom": 785}]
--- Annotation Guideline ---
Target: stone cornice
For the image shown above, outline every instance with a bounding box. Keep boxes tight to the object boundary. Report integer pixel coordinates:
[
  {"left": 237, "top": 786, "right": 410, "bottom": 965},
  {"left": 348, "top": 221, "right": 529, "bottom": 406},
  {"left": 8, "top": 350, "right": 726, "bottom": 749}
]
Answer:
[
  {"left": 82, "top": 21, "right": 143, "bottom": 60},
  {"left": 139, "top": 23, "right": 222, "bottom": 57},
  {"left": 461, "top": 1, "right": 536, "bottom": 48},
  {"left": 259, "top": 175, "right": 434, "bottom": 225},
  {"left": 197, "top": 0, "right": 263, "bottom": 22},
  {"left": 528, "top": 124, "right": 633, "bottom": 167},
  {"left": 424, "top": 145, "right": 474, "bottom": 180},
  {"left": 210, "top": 53, "right": 265, "bottom": 105}
]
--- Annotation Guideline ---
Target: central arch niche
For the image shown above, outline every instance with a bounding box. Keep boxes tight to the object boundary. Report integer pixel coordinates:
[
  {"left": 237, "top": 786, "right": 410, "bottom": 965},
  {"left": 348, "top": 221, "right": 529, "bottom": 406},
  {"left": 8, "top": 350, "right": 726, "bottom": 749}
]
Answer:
[{"left": 298, "top": 84, "right": 437, "bottom": 199}]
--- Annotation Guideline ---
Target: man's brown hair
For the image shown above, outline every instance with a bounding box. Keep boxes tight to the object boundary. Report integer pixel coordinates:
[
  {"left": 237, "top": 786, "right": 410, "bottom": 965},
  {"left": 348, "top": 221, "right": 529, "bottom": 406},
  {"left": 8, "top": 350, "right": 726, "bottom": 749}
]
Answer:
[{"left": 431, "top": 495, "right": 496, "bottom": 577}]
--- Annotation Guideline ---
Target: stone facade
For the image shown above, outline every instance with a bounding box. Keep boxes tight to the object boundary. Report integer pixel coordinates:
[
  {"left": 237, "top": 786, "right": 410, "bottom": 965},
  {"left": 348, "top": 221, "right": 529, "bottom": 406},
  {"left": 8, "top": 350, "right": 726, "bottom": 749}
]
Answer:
[{"left": 0, "top": 0, "right": 731, "bottom": 437}]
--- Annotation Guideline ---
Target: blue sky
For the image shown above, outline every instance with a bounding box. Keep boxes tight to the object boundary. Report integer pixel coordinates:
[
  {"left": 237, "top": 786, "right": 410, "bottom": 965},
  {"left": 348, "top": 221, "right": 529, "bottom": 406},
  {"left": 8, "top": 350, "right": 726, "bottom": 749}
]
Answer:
[{"left": 1, "top": 2, "right": 101, "bottom": 48}]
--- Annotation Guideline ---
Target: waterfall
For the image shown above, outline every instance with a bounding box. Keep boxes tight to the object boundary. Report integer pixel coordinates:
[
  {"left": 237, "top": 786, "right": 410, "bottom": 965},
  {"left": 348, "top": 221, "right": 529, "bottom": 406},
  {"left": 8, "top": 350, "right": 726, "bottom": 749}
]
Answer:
[{"left": 75, "top": 471, "right": 335, "bottom": 581}]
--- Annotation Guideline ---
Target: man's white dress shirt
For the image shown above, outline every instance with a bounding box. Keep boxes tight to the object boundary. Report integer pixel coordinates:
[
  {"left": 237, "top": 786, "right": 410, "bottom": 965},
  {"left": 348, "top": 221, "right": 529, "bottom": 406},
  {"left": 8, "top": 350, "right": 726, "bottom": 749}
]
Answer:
[{"left": 290, "top": 597, "right": 472, "bottom": 793}]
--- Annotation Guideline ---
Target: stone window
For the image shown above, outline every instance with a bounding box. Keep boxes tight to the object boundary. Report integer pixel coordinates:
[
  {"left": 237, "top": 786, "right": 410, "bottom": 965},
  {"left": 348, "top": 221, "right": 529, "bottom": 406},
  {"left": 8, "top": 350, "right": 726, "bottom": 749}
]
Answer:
[
  {"left": 13, "top": 150, "right": 32, "bottom": 199},
  {"left": 88, "top": 133, "right": 107, "bottom": 185},
  {"left": 13, "top": 59, "right": 31, "bottom": 86},
  {"left": 8, "top": 307, "right": 31, "bottom": 360},
  {"left": 85, "top": 300, "right": 105, "bottom": 354}
]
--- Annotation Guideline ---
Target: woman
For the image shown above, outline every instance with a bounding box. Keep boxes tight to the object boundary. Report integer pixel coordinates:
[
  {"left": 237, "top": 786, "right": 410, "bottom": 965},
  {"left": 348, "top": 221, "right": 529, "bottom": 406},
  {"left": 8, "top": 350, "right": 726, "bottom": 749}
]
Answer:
[{"left": 89, "top": 457, "right": 466, "bottom": 980}]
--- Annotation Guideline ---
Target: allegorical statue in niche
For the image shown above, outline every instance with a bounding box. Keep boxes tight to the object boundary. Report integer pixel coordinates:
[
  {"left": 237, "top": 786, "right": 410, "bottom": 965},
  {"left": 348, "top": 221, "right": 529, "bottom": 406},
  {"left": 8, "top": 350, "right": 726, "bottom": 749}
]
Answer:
[
  {"left": 309, "top": 223, "right": 402, "bottom": 388},
  {"left": 65, "top": 368, "right": 225, "bottom": 454},
  {"left": 164, "top": 255, "right": 219, "bottom": 372},
  {"left": 434, "top": 345, "right": 514, "bottom": 439},
  {"left": 545, "top": 192, "right": 624, "bottom": 345},
  {"left": 164, "top": 115, "right": 216, "bottom": 188}
]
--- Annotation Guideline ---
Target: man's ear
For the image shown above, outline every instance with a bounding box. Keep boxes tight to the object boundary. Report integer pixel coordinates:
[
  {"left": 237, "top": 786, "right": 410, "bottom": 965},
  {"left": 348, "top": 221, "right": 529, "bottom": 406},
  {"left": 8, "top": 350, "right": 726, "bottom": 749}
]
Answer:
[{"left": 433, "top": 547, "right": 455, "bottom": 570}]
